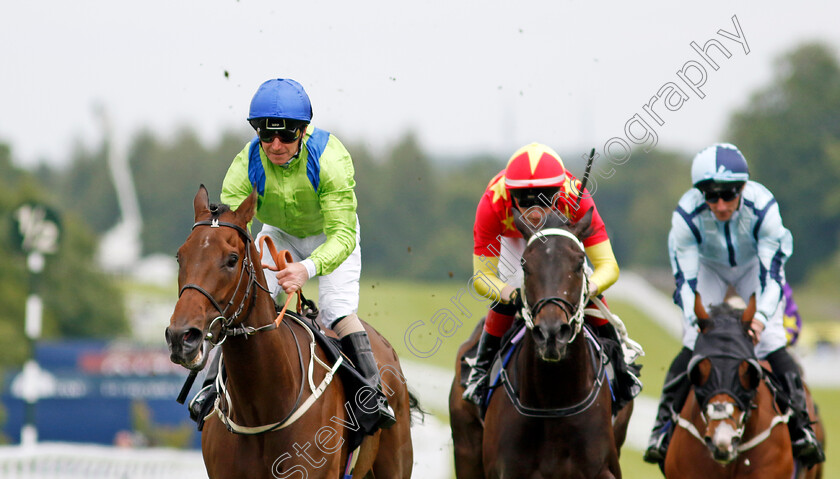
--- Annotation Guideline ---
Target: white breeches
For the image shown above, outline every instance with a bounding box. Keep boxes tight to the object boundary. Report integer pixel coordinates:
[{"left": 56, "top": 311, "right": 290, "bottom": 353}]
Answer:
[
  {"left": 682, "top": 257, "right": 786, "bottom": 358},
  {"left": 256, "top": 218, "right": 361, "bottom": 328}
]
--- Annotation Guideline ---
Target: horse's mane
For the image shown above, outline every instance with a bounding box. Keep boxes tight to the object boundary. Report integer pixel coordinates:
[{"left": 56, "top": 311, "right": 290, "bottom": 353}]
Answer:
[{"left": 706, "top": 302, "right": 743, "bottom": 327}]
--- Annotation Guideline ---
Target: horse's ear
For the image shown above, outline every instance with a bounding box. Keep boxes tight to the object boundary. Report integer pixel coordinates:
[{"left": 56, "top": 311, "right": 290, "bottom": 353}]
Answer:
[
  {"left": 694, "top": 293, "right": 709, "bottom": 321},
  {"left": 742, "top": 294, "right": 757, "bottom": 325},
  {"left": 234, "top": 186, "right": 258, "bottom": 225},
  {"left": 571, "top": 207, "right": 595, "bottom": 241},
  {"left": 194, "top": 184, "right": 211, "bottom": 221}
]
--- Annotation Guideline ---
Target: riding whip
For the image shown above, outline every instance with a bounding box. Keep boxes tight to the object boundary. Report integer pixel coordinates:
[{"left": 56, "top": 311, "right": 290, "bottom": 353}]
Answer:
[{"left": 575, "top": 148, "right": 596, "bottom": 209}]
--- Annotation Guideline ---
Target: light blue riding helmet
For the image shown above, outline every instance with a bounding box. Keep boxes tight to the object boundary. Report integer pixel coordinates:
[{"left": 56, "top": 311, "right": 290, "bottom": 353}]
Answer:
[
  {"left": 247, "top": 79, "right": 312, "bottom": 122},
  {"left": 690, "top": 143, "right": 750, "bottom": 186}
]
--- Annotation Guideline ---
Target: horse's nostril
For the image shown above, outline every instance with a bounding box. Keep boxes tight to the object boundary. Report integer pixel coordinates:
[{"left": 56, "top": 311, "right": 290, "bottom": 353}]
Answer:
[
  {"left": 558, "top": 323, "right": 572, "bottom": 342},
  {"left": 533, "top": 325, "right": 549, "bottom": 342},
  {"left": 183, "top": 328, "right": 203, "bottom": 345}
]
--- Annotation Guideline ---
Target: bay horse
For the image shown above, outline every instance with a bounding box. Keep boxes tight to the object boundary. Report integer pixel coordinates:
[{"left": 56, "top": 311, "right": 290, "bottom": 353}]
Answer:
[
  {"left": 165, "top": 185, "right": 414, "bottom": 478},
  {"left": 449, "top": 208, "right": 632, "bottom": 479},
  {"left": 664, "top": 295, "right": 825, "bottom": 479}
]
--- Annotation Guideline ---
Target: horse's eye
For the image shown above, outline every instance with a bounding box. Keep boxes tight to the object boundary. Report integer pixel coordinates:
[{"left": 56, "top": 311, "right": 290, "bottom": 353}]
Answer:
[
  {"left": 226, "top": 253, "right": 239, "bottom": 268},
  {"left": 175, "top": 253, "right": 181, "bottom": 265}
]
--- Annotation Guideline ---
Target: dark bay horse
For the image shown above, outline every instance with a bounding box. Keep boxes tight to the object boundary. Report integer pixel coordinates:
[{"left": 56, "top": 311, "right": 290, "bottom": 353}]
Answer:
[
  {"left": 450, "top": 209, "right": 631, "bottom": 479},
  {"left": 165, "top": 185, "right": 414, "bottom": 478},
  {"left": 665, "top": 296, "right": 825, "bottom": 479}
]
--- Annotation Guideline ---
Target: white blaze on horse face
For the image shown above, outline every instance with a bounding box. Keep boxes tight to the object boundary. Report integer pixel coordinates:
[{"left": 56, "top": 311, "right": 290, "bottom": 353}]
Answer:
[
  {"left": 709, "top": 420, "right": 739, "bottom": 458},
  {"left": 706, "top": 401, "right": 741, "bottom": 462},
  {"left": 201, "top": 236, "right": 210, "bottom": 249}
]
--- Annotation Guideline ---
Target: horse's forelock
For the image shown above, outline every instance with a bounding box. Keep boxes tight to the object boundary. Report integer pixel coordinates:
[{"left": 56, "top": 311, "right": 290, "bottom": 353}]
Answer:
[
  {"left": 707, "top": 303, "right": 741, "bottom": 324},
  {"left": 704, "top": 303, "right": 752, "bottom": 340},
  {"left": 543, "top": 209, "right": 574, "bottom": 230},
  {"left": 208, "top": 203, "right": 232, "bottom": 217}
]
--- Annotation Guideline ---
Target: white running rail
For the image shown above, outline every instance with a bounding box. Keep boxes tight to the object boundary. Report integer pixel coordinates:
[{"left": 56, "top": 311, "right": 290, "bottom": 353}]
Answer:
[{"left": 0, "top": 443, "right": 207, "bottom": 479}]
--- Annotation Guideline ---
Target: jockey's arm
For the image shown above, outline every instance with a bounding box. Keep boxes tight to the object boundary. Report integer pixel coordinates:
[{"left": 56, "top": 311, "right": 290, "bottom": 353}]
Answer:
[
  {"left": 753, "top": 200, "right": 793, "bottom": 326},
  {"left": 295, "top": 138, "right": 358, "bottom": 278},
  {"left": 669, "top": 210, "right": 701, "bottom": 325},
  {"left": 584, "top": 239, "right": 619, "bottom": 296},
  {"left": 471, "top": 255, "right": 514, "bottom": 303}
]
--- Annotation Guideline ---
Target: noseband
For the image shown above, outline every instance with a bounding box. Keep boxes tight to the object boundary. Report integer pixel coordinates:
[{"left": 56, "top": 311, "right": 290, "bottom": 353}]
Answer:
[
  {"left": 519, "top": 228, "right": 589, "bottom": 342},
  {"left": 178, "top": 218, "right": 273, "bottom": 345}
]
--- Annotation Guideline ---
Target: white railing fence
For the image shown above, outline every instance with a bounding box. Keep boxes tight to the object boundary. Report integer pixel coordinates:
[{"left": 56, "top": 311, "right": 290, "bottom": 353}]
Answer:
[{"left": 0, "top": 443, "right": 207, "bottom": 479}]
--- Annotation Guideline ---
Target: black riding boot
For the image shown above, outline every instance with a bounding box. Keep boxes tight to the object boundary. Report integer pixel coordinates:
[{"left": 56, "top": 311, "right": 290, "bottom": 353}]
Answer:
[
  {"left": 341, "top": 331, "right": 397, "bottom": 430},
  {"left": 462, "top": 330, "right": 502, "bottom": 406},
  {"left": 188, "top": 349, "right": 222, "bottom": 431},
  {"left": 644, "top": 347, "right": 692, "bottom": 464},
  {"left": 767, "top": 349, "right": 825, "bottom": 468},
  {"left": 595, "top": 323, "right": 642, "bottom": 410}
]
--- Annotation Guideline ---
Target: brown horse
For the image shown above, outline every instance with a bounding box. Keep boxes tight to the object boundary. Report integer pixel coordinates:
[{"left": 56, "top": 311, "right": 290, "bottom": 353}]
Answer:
[
  {"left": 664, "top": 297, "right": 825, "bottom": 479},
  {"left": 449, "top": 209, "right": 632, "bottom": 479},
  {"left": 165, "top": 185, "right": 414, "bottom": 478}
]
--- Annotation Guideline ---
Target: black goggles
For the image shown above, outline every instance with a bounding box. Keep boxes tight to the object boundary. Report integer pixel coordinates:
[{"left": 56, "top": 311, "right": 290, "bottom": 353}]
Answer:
[
  {"left": 511, "top": 188, "right": 560, "bottom": 208},
  {"left": 703, "top": 186, "right": 740, "bottom": 203},
  {"left": 250, "top": 118, "right": 304, "bottom": 144}
]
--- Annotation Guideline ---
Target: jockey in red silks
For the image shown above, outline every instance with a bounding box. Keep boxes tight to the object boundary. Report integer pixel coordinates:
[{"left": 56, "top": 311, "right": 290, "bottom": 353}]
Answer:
[{"left": 462, "top": 142, "right": 641, "bottom": 408}]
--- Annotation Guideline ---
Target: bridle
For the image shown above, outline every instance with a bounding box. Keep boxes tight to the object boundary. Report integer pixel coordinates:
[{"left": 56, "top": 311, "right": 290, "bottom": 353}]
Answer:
[
  {"left": 176, "top": 215, "right": 345, "bottom": 435},
  {"left": 498, "top": 226, "right": 607, "bottom": 417},
  {"left": 519, "top": 228, "right": 589, "bottom": 344},
  {"left": 677, "top": 352, "right": 791, "bottom": 455},
  {"left": 178, "top": 217, "right": 274, "bottom": 346}
]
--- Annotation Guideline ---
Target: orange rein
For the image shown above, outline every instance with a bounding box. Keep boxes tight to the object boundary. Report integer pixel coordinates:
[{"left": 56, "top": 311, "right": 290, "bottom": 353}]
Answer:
[{"left": 257, "top": 235, "right": 302, "bottom": 327}]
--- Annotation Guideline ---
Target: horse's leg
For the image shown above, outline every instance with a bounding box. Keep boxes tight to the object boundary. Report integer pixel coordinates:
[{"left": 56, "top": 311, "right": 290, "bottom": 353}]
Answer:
[
  {"left": 612, "top": 399, "right": 633, "bottom": 456},
  {"left": 802, "top": 384, "right": 825, "bottom": 479},
  {"left": 364, "top": 324, "right": 414, "bottom": 478},
  {"left": 449, "top": 323, "right": 485, "bottom": 479}
]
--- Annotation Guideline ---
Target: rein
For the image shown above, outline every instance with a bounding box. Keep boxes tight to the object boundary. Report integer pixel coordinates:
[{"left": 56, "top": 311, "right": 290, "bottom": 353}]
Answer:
[{"left": 500, "top": 327, "right": 606, "bottom": 417}]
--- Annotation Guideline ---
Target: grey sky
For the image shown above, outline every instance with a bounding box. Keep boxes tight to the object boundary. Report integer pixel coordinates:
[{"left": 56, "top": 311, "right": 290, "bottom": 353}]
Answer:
[{"left": 2, "top": 0, "right": 838, "bottom": 168}]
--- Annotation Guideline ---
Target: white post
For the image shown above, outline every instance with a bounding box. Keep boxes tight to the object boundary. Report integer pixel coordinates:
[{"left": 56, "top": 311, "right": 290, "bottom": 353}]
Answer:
[
  {"left": 22, "top": 252, "right": 46, "bottom": 447},
  {"left": 13, "top": 204, "right": 60, "bottom": 447}
]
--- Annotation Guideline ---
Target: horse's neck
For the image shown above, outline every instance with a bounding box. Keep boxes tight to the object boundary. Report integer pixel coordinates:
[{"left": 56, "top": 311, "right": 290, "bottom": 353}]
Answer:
[
  {"left": 517, "top": 332, "right": 595, "bottom": 408},
  {"left": 221, "top": 302, "right": 305, "bottom": 424},
  {"left": 743, "top": 381, "right": 779, "bottom": 437}
]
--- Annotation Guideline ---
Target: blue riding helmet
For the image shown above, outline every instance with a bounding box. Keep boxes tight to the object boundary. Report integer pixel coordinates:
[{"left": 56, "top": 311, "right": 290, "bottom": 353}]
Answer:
[
  {"left": 248, "top": 79, "right": 313, "bottom": 122},
  {"left": 690, "top": 143, "right": 750, "bottom": 187}
]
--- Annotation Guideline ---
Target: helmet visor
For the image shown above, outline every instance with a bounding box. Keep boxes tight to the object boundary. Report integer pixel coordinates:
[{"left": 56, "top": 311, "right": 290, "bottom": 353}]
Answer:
[
  {"left": 698, "top": 182, "right": 743, "bottom": 203},
  {"left": 510, "top": 187, "right": 560, "bottom": 208},
  {"left": 249, "top": 118, "right": 306, "bottom": 143}
]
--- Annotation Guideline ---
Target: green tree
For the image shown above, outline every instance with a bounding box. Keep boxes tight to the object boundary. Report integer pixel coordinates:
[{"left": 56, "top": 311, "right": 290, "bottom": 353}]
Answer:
[
  {"left": 131, "top": 127, "right": 246, "bottom": 254},
  {"left": 595, "top": 149, "right": 688, "bottom": 271},
  {"left": 729, "top": 42, "right": 840, "bottom": 283},
  {"left": 0, "top": 143, "right": 128, "bottom": 367}
]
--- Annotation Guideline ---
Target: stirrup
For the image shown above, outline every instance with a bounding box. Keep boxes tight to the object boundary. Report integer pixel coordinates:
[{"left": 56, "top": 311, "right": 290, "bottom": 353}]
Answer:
[
  {"left": 462, "top": 369, "right": 489, "bottom": 406},
  {"left": 188, "top": 384, "right": 217, "bottom": 429}
]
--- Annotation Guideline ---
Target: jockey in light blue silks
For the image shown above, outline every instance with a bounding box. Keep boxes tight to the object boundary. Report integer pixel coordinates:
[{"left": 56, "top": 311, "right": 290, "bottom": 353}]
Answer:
[{"left": 643, "top": 143, "right": 824, "bottom": 469}]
